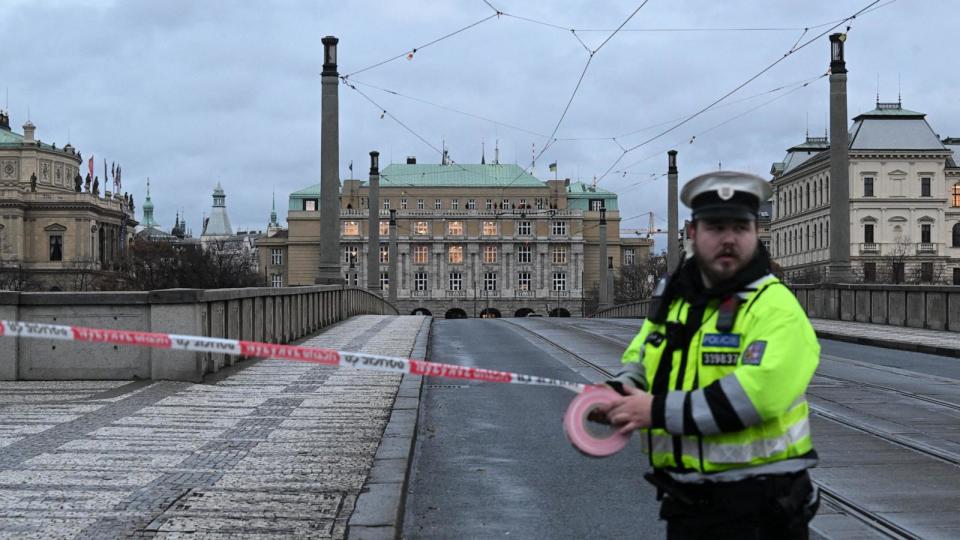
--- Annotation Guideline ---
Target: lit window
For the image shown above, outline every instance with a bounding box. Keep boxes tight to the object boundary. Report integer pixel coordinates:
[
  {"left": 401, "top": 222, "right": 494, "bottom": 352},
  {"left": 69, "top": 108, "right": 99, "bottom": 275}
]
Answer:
[
  {"left": 447, "top": 221, "right": 464, "bottom": 235},
  {"left": 414, "top": 221, "right": 429, "bottom": 235},
  {"left": 448, "top": 245, "right": 463, "bottom": 264},
  {"left": 417, "top": 199, "right": 424, "bottom": 209},
  {"left": 343, "top": 245, "right": 359, "bottom": 263},
  {"left": 552, "top": 272, "right": 566, "bottom": 291},
  {"left": 551, "top": 221, "right": 567, "bottom": 235},
  {"left": 482, "top": 221, "right": 498, "bottom": 236},
  {"left": 517, "top": 221, "right": 531, "bottom": 236},
  {"left": 517, "top": 245, "right": 532, "bottom": 264},
  {"left": 552, "top": 245, "right": 567, "bottom": 264},
  {"left": 449, "top": 272, "right": 463, "bottom": 290},
  {"left": 483, "top": 272, "right": 497, "bottom": 291},
  {"left": 272, "top": 274, "right": 283, "bottom": 288},
  {"left": 952, "top": 183, "right": 960, "bottom": 207},
  {"left": 414, "top": 272, "right": 428, "bottom": 291},
  {"left": 517, "top": 272, "right": 531, "bottom": 291},
  {"left": 271, "top": 248, "right": 283, "bottom": 265},
  {"left": 379, "top": 220, "right": 389, "bottom": 235},
  {"left": 343, "top": 221, "right": 359, "bottom": 235},
  {"left": 379, "top": 244, "right": 389, "bottom": 264},
  {"left": 483, "top": 245, "right": 498, "bottom": 263},
  {"left": 413, "top": 245, "right": 429, "bottom": 265}
]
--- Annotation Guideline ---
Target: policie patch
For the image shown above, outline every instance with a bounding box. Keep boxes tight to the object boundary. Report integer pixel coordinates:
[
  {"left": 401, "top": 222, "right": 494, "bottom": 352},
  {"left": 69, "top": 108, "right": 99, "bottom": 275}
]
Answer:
[
  {"left": 741, "top": 341, "right": 767, "bottom": 365},
  {"left": 701, "top": 333, "right": 740, "bottom": 348},
  {"left": 702, "top": 352, "right": 739, "bottom": 366}
]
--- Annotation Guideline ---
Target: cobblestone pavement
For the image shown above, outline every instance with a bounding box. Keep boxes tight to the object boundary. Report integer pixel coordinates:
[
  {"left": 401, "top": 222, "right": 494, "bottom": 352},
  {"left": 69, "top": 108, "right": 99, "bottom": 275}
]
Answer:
[
  {"left": 811, "top": 318, "right": 960, "bottom": 355},
  {"left": 0, "top": 315, "right": 428, "bottom": 539}
]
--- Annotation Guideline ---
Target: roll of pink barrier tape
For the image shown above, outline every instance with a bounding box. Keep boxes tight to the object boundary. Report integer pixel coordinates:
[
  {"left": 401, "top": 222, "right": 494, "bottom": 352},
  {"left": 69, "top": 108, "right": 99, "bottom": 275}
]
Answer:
[{"left": 563, "top": 386, "right": 630, "bottom": 457}]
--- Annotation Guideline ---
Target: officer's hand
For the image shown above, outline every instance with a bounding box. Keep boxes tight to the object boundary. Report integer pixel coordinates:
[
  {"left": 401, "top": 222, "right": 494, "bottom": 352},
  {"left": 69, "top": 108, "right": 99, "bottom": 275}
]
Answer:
[{"left": 607, "top": 385, "right": 653, "bottom": 435}]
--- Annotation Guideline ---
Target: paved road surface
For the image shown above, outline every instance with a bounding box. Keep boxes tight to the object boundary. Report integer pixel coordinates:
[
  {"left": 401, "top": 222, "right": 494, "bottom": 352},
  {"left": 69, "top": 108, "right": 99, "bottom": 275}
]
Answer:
[{"left": 404, "top": 319, "right": 663, "bottom": 539}]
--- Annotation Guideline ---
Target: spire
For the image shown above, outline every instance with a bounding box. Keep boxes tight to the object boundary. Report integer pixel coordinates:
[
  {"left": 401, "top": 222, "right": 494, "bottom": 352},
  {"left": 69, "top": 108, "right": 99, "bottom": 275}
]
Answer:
[
  {"left": 269, "top": 191, "right": 278, "bottom": 227},
  {"left": 481, "top": 140, "right": 486, "bottom": 165},
  {"left": 142, "top": 177, "right": 156, "bottom": 228}
]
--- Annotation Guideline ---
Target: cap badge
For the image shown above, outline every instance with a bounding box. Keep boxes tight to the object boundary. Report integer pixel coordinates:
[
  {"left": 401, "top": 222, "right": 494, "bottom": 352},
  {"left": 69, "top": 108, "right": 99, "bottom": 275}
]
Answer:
[{"left": 717, "top": 185, "right": 735, "bottom": 200}]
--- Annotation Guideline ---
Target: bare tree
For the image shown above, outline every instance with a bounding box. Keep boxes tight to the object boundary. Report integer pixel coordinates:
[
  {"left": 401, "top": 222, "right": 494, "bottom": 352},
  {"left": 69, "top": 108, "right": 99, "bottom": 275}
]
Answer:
[
  {"left": 614, "top": 254, "right": 667, "bottom": 304},
  {"left": 0, "top": 265, "right": 35, "bottom": 291},
  {"left": 127, "top": 239, "right": 264, "bottom": 291}
]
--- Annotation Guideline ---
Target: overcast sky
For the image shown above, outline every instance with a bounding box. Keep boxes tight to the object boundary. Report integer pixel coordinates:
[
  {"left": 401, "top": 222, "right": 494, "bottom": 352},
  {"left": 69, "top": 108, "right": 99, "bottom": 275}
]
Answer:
[{"left": 3, "top": 0, "right": 956, "bottom": 246}]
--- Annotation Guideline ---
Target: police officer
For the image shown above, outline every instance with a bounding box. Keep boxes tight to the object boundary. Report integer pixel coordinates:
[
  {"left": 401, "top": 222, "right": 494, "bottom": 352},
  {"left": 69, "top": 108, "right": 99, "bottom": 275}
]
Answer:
[{"left": 596, "top": 171, "right": 820, "bottom": 539}]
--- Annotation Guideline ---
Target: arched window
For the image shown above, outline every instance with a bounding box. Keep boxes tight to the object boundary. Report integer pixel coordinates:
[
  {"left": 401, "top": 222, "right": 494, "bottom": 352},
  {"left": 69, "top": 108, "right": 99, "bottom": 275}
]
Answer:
[{"left": 953, "top": 223, "right": 960, "bottom": 248}]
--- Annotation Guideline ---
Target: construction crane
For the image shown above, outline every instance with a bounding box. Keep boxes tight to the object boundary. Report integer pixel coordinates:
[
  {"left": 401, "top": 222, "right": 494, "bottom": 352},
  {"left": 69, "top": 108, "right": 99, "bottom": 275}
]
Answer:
[{"left": 622, "top": 212, "right": 666, "bottom": 238}]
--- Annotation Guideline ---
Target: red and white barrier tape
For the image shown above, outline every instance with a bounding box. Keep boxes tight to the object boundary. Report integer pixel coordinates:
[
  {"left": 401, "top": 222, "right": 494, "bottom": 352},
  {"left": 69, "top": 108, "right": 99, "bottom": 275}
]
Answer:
[{"left": 0, "top": 320, "right": 586, "bottom": 394}]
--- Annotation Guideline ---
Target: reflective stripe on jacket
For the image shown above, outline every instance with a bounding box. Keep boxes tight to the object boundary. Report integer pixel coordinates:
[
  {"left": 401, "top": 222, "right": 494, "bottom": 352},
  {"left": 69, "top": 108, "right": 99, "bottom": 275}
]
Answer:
[{"left": 619, "top": 274, "right": 819, "bottom": 482}]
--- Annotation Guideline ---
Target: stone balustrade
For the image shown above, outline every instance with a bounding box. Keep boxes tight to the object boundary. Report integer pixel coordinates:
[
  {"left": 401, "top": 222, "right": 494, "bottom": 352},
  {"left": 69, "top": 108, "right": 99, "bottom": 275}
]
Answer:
[{"left": 0, "top": 285, "right": 397, "bottom": 381}]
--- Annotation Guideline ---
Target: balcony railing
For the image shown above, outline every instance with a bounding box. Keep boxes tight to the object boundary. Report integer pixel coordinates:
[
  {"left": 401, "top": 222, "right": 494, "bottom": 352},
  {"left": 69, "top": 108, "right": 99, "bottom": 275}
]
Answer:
[
  {"left": 917, "top": 242, "right": 938, "bottom": 254},
  {"left": 860, "top": 243, "right": 879, "bottom": 254},
  {"left": 446, "top": 290, "right": 467, "bottom": 297}
]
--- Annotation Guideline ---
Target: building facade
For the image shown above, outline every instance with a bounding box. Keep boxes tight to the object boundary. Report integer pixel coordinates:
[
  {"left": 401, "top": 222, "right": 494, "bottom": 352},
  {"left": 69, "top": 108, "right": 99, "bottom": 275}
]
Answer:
[
  {"left": 0, "top": 113, "right": 136, "bottom": 291},
  {"left": 258, "top": 159, "right": 651, "bottom": 316},
  {"left": 770, "top": 102, "right": 960, "bottom": 284}
]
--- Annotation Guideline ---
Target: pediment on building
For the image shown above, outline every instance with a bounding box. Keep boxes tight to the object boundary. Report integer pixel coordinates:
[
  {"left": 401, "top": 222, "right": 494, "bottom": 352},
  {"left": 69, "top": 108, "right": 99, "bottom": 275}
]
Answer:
[
  {"left": 917, "top": 215, "right": 936, "bottom": 223},
  {"left": 887, "top": 216, "right": 908, "bottom": 223},
  {"left": 43, "top": 223, "right": 67, "bottom": 232},
  {"left": 860, "top": 216, "right": 878, "bottom": 223},
  {"left": 888, "top": 169, "right": 908, "bottom": 177}
]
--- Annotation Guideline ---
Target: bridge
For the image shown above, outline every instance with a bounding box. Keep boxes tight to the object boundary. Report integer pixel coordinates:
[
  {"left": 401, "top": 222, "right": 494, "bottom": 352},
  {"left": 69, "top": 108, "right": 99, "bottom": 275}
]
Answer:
[{"left": 0, "top": 287, "right": 958, "bottom": 538}]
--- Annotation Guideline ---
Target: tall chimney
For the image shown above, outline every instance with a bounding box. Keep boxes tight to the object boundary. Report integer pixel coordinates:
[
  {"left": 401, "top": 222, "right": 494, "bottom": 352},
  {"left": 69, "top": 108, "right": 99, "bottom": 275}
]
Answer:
[
  {"left": 316, "top": 35, "right": 345, "bottom": 284},
  {"left": 667, "top": 150, "right": 679, "bottom": 273},
  {"left": 366, "top": 151, "right": 381, "bottom": 291},
  {"left": 827, "top": 33, "right": 852, "bottom": 283}
]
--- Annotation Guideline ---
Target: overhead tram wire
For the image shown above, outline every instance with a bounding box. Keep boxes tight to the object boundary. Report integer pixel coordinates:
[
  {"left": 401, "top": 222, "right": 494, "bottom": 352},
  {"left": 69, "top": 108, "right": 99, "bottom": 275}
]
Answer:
[
  {"left": 344, "top": 13, "right": 499, "bottom": 79},
  {"left": 594, "top": 0, "right": 887, "bottom": 184},
  {"left": 342, "top": 78, "right": 550, "bottom": 139},
  {"left": 608, "top": 71, "right": 828, "bottom": 180},
  {"left": 488, "top": 0, "right": 653, "bottom": 200}
]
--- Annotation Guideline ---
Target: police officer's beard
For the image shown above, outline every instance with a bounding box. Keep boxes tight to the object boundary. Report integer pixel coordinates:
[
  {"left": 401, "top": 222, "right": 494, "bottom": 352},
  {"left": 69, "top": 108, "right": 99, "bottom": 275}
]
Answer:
[{"left": 693, "top": 249, "right": 742, "bottom": 288}]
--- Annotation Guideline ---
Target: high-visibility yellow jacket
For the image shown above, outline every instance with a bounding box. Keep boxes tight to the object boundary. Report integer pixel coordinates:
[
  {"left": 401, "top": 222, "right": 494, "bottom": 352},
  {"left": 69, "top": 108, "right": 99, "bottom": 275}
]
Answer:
[{"left": 615, "top": 273, "right": 819, "bottom": 483}]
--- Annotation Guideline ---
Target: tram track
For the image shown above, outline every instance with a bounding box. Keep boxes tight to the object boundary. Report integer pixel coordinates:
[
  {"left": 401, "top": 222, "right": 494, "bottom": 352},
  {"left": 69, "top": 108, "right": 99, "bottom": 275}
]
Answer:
[{"left": 509, "top": 317, "right": 944, "bottom": 540}]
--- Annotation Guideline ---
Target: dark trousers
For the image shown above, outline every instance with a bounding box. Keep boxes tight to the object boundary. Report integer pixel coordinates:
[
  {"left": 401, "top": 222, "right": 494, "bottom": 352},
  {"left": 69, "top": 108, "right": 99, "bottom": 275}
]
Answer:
[{"left": 654, "top": 471, "right": 818, "bottom": 540}]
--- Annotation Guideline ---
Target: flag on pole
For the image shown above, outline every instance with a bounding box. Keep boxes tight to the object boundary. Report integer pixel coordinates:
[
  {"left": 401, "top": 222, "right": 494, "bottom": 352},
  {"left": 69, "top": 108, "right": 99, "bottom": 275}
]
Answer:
[
  {"left": 548, "top": 162, "right": 557, "bottom": 172},
  {"left": 88, "top": 156, "right": 94, "bottom": 179},
  {"left": 117, "top": 165, "right": 121, "bottom": 192},
  {"left": 103, "top": 159, "right": 107, "bottom": 191},
  {"left": 348, "top": 160, "right": 353, "bottom": 176}
]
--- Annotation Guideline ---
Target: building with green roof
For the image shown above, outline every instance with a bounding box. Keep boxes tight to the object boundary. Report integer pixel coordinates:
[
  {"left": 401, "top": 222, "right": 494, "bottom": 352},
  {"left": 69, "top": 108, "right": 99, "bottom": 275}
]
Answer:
[{"left": 259, "top": 157, "right": 652, "bottom": 315}]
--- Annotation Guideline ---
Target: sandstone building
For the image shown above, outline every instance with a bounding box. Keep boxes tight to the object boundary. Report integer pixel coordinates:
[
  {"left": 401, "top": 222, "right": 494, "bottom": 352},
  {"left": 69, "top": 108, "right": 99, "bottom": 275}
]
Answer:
[
  {"left": 0, "top": 113, "right": 136, "bottom": 291},
  {"left": 770, "top": 101, "right": 960, "bottom": 284},
  {"left": 258, "top": 159, "right": 651, "bottom": 317}
]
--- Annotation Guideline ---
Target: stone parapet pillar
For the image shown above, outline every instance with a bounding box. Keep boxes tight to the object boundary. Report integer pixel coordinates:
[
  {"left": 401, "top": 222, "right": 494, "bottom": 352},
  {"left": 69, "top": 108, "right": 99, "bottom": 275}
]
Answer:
[
  {"left": 366, "top": 151, "right": 381, "bottom": 291},
  {"left": 389, "top": 209, "right": 398, "bottom": 304},
  {"left": 827, "top": 33, "right": 853, "bottom": 283},
  {"left": 317, "top": 35, "right": 345, "bottom": 284},
  {"left": 667, "top": 150, "right": 679, "bottom": 273}
]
